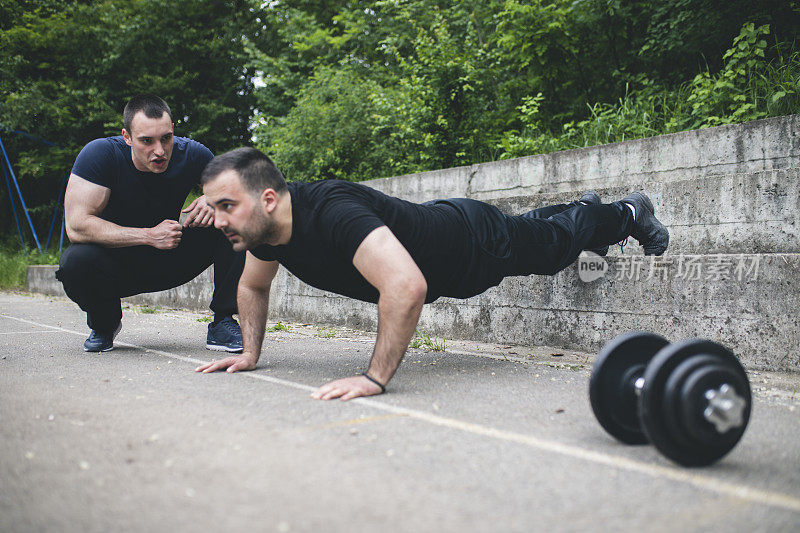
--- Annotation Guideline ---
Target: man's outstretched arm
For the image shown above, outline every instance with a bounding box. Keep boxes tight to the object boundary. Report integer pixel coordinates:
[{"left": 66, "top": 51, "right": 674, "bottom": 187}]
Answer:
[
  {"left": 195, "top": 252, "right": 279, "bottom": 373},
  {"left": 311, "top": 226, "right": 427, "bottom": 401}
]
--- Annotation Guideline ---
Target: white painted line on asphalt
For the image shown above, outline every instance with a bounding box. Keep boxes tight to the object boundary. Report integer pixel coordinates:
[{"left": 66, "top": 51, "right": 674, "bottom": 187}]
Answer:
[
  {"left": 357, "top": 400, "right": 800, "bottom": 513},
  {"left": 0, "top": 330, "right": 67, "bottom": 335},
  {"left": 4, "top": 313, "right": 800, "bottom": 514},
  {"left": 1, "top": 314, "right": 319, "bottom": 387}
]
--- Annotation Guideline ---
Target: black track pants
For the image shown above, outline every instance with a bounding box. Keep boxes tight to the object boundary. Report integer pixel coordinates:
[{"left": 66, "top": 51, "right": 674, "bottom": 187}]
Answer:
[
  {"left": 56, "top": 227, "right": 244, "bottom": 332},
  {"left": 435, "top": 199, "right": 634, "bottom": 298},
  {"left": 509, "top": 200, "right": 633, "bottom": 275}
]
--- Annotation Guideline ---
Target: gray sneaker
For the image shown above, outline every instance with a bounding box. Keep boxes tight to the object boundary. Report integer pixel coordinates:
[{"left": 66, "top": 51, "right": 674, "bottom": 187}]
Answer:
[
  {"left": 579, "top": 190, "right": 609, "bottom": 257},
  {"left": 622, "top": 192, "right": 670, "bottom": 256}
]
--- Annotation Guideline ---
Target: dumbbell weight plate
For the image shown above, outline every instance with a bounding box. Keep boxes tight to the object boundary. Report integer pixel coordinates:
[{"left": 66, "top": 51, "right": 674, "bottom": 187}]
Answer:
[
  {"left": 590, "top": 332, "right": 670, "bottom": 444},
  {"left": 663, "top": 356, "right": 748, "bottom": 453},
  {"left": 639, "top": 339, "right": 751, "bottom": 466}
]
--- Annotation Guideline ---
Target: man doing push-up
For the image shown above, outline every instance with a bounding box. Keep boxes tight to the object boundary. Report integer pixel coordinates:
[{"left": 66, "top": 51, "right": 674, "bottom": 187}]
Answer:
[{"left": 195, "top": 147, "right": 669, "bottom": 401}]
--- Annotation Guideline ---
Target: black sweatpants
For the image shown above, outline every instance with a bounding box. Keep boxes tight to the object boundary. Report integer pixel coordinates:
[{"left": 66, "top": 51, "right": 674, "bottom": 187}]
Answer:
[
  {"left": 437, "top": 198, "right": 633, "bottom": 299},
  {"left": 509, "top": 199, "right": 632, "bottom": 274},
  {"left": 56, "top": 227, "right": 245, "bottom": 332}
]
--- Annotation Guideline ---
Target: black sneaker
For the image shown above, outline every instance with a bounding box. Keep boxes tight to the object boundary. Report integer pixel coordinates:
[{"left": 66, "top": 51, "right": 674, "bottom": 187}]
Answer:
[
  {"left": 622, "top": 191, "right": 670, "bottom": 256},
  {"left": 206, "top": 316, "right": 243, "bottom": 353},
  {"left": 83, "top": 322, "right": 122, "bottom": 352},
  {"left": 579, "top": 190, "right": 601, "bottom": 205},
  {"left": 579, "top": 190, "right": 609, "bottom": 256}
]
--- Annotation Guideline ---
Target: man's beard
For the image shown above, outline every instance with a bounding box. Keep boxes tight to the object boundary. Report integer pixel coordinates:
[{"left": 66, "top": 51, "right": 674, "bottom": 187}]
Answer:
[{"left": 227, "top": 209, "right": 279, "bottom": 250}]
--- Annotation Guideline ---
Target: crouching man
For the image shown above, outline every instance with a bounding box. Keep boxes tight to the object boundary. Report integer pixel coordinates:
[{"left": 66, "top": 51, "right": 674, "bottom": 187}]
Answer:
[{"left": 57, "top": 95, "right": 245, "bottom": 352}]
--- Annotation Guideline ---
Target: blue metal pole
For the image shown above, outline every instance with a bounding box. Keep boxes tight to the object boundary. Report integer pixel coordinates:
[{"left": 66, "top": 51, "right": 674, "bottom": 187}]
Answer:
[
  {"left": 0, "top": 134, "right": 43, "bottom": 252},
  {"left": 1, "top": 151, "right": 27, "bottom": 251},
  {"left": 59, "top": 214, "right": 65, "bottom": 253},
  {"left": 45, "top": 203, "right": 59, "bottom": 251},
  {"left": 1, "top": 128, "right": 57, "bottom": 147}
]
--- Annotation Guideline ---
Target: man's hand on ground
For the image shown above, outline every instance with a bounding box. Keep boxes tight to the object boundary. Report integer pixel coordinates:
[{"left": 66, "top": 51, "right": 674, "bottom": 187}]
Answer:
[
  {"left": 182, "top": 197, "right": 215, "bottom": 228},
  {"left": 195, "top": 353, "right": 257, "bottom": 373},
  {"left": 311, "top": 375, "right": 384, "bottom": 401},
  {"left": 148, "top": 219, "right": 183, "bottom": 249}
]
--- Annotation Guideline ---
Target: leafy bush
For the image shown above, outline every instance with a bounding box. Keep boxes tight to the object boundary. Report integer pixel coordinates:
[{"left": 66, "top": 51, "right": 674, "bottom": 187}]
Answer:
[
  {"left": 259, "top": 67, "right": 394, "bottom": 182},
  {"left": 681, "top": 23, "right": 772, "bottom": 129},
  {"left": 499, "top": 23, "right": 800, "bottom": 158},
  {"left": 376, "top": 7, "right": 502, "bottom": 174},
  {"left": 3, "top": 1, "right": 799, "bottom": 230}
]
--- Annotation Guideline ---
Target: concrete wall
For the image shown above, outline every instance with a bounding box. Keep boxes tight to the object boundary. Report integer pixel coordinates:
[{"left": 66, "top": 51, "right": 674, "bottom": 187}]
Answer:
[
  {"left": 28, "top": 115, "right": 800, "bottom": 372},
  {"left": 487, "top": 169, "right": 800, "bottom": 255},
  {"left": 269, "top": 253, "right": 799, "bottom": 372},
  {"left": 27, "top": 265, "right": 214, "bottom": 312}
]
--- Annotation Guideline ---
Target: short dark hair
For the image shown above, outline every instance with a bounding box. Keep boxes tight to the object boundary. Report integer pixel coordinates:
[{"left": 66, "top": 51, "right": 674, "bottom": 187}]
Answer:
[
  {"left": 201, "top": 147, "right": 288, "bottom": 195},
  {"left": 123, "top": 94, "right": 173, "bottom": 132}
]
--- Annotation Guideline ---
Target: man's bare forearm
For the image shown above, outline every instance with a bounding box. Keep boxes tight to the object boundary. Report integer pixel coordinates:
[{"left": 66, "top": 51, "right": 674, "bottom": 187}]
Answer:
[
  {"left": 366, "top": 289, "right": 424, "bottom": 385},
  {"left": 238, "top": 283, "right": 271, "bottom": 362},
  {"left": 67, "top": 215, "right": 153, "bottom": 248}
]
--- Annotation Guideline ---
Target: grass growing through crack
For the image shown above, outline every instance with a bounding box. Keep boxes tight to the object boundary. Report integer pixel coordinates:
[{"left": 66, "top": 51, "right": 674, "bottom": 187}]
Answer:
[
  {"left": 267, "top": 322, "right": 290, "bottom": 332},
  {"left": 139, "top": 306, "right": 160, "bottom": 314},
  {"left": 316, "top": 327, "right": 337, "bottom": 338},
  {"left": 409, "top": 330, "right": 447, "bottom": 351}
]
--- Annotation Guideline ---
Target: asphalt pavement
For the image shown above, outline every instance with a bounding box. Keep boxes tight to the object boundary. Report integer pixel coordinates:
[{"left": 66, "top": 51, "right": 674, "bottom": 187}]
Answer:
[{"left": 1, "top": 291, "right": 799, "bottom": 532}]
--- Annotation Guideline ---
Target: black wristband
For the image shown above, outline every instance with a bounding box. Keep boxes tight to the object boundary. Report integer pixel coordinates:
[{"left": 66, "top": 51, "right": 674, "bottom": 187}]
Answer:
[{"left": 361, "top": 372, "right": 386, "bottom": 394}]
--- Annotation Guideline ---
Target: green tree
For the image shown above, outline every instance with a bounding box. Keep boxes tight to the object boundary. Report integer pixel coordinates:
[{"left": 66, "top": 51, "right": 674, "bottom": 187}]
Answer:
[
  {"left": 498, "top": 22, "right": 800, "bottom": 158},
  {"left": 377, "top": 3, "right": 503, "bottom": 173},
  {"left": 0, "top": 0, "right": 257, "bottom": 244},
  {"left": 2, "top": 0, "right": 798, "bottom": 246},
  {"left": 263, "top": 66, "right": 394, "bottom": 182},
  {"left": 252, "top": 1, "right": 507, "bottom": 176}
]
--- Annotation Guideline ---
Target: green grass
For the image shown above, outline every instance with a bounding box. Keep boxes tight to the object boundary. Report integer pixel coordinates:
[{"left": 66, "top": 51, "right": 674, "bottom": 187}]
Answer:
[
  {"left": 138, "top": 306, "right": 161, "bottom": 314},
  {"left": 267, "top": 322, "right": 290, "bottom": 332},
  {"left": 409, "top": 330, "right": 447, "bottom": 351},
  {"left": 0, "top": 247, "right": 61, "bottom": 290},
  {"left": 316, "top": 327, "right": 337, "bottom": 338}
]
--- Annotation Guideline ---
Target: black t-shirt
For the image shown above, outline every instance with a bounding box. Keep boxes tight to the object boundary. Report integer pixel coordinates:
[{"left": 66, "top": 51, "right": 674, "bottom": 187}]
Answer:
[
  {"left": 250, "top": 180, "right": 511, "bottom": 303},
  {"left": 71, "top": 136, "right": 213, "bottom": 228}
]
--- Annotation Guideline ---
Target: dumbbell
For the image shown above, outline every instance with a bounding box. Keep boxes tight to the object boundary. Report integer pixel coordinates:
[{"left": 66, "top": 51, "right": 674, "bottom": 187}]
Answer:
[{"left": 589, "top": 331, "right": 751, "bottom": 467}]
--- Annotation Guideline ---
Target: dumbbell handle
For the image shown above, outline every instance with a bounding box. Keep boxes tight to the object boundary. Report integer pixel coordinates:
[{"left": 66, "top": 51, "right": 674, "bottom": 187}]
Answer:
[
  {"left": 634, "top": 377, "right": 645, "bottom": 395},
  {"left": 703, "top": 384, "right": 747, "bottom": 433},
  {"left": 633, "top": 378, "right": 746, "bottom": 434}
]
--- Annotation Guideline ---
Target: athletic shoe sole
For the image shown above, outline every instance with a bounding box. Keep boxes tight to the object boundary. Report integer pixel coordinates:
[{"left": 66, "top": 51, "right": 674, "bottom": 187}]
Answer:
[
  {"left": 624, "top": 192, "right": 669, "bottom": 256},
  {"left": 205, "top": 343, "right": 244, "bottom": 353},
  {"left": 85, "top": 343, "right": 116, "bottom": 353}
]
